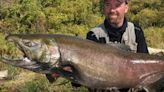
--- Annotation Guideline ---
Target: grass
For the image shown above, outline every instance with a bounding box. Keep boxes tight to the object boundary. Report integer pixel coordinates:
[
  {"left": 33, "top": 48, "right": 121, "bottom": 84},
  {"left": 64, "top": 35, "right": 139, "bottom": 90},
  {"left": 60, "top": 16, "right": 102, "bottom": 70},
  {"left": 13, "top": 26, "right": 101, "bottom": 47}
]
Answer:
[{"left": 0, "top": 65, "right": 89, "bottom": 92}]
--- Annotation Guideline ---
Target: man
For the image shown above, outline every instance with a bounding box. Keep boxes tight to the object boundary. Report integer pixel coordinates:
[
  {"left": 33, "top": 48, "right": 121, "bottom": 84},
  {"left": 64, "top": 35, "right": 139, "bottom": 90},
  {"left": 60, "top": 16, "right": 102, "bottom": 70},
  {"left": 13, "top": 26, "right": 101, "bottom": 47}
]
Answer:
[
  {"left": 87, "top": 0, "right": 148, "bottom": 53},
  {"left": 86, "top": 0, "right": 148, "bottom": 91}
]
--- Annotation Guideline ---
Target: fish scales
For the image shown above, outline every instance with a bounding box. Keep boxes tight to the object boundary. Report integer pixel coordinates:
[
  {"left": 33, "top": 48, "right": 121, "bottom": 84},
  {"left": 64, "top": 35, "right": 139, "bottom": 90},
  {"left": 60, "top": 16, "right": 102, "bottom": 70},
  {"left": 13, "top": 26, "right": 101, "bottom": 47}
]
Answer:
[{"left": 1, "top": 34, "right": 164, "bottom": 90}]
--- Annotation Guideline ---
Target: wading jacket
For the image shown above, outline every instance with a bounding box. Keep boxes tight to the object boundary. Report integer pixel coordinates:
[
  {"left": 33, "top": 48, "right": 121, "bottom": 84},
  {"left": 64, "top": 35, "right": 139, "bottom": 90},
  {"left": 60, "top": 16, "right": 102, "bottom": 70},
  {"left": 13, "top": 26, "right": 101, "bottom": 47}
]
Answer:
[{"left": 86, "top": 19, "right": 148, "bottom": 53}]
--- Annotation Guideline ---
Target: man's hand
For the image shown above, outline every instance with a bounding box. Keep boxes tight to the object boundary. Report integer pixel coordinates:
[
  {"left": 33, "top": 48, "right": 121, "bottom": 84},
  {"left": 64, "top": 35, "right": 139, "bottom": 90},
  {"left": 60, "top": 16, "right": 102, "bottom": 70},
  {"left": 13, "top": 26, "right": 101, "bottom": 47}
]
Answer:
[{"left": 46, "top": 66, "right": 73, "bottom": 83}]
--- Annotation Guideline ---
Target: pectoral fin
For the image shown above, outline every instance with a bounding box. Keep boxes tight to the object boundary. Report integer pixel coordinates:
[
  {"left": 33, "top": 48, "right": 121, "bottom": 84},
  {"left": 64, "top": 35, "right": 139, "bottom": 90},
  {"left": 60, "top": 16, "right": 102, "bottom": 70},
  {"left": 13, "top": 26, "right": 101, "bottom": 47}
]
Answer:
[{"left": 138, "top": 71, "right": 163, "bottom": 87}]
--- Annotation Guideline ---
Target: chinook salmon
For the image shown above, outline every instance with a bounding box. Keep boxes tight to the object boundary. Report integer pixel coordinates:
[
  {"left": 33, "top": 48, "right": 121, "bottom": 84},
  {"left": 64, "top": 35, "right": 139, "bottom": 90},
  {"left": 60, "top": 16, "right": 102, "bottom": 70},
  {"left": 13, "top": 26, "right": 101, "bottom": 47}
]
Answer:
[{"left": 0, "top": 34, "right": 164, "bottom": 91}]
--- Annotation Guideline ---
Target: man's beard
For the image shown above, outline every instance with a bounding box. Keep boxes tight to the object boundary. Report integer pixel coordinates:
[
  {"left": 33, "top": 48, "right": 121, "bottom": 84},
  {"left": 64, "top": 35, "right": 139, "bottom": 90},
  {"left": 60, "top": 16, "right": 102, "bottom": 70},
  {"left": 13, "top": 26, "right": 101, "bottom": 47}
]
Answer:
[{"left": 108, "top": 16, "right": 119, "bottom": 25}]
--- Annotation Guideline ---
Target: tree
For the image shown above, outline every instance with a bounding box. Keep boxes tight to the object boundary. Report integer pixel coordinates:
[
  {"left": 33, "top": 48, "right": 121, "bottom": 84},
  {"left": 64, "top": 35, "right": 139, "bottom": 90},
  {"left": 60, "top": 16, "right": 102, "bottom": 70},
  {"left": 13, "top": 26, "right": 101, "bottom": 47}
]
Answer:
[{"left": 127, "top": 0, "right": 163, "bottom": 28}]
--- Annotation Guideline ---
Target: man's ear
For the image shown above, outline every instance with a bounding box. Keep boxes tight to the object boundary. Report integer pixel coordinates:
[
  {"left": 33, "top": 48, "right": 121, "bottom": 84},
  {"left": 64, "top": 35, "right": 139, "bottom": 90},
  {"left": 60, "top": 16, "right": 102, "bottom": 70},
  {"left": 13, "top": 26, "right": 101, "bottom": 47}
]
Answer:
[{"left": 124, "top": 5, "right": 129, "bottom": 13}]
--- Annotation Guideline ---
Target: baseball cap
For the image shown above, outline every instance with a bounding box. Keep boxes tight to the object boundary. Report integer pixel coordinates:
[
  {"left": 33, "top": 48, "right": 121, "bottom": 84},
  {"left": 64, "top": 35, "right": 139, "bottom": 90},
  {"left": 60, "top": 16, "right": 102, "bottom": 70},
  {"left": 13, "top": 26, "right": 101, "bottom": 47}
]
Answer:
[{"left": 104, "top": 0, "right": 128, "bottom": 4}]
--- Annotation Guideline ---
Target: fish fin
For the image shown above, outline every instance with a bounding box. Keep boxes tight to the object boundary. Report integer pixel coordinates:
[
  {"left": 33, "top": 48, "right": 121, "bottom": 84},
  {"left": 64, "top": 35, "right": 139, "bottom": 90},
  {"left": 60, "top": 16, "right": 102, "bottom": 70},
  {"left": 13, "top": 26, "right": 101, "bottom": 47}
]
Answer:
[{"left": 138, "top": 72, "right": 163, "bottom": 87}]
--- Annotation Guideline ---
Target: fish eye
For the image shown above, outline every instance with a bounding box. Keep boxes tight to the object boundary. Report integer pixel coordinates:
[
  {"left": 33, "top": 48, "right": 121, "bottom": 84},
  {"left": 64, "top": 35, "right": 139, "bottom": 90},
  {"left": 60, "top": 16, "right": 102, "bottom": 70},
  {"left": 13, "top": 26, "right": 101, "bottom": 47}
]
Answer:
[{"left": 23, "top": 40, "right": 40, "bottom": 47}]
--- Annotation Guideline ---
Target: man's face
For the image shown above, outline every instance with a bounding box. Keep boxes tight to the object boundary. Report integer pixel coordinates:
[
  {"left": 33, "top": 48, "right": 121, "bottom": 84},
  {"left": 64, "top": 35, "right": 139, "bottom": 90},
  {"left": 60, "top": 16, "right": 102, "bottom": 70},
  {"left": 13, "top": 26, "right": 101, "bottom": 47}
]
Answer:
[{"left": 103, "top": 0, "right": 128, "bottom": 25}]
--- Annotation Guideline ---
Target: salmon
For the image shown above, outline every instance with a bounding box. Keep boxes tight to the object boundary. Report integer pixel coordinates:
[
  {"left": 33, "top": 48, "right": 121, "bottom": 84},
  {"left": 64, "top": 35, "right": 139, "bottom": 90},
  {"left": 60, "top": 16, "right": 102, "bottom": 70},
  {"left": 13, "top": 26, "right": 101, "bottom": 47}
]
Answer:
[{"left": 0, "top": 34, "right": 164, "bottom": 91}]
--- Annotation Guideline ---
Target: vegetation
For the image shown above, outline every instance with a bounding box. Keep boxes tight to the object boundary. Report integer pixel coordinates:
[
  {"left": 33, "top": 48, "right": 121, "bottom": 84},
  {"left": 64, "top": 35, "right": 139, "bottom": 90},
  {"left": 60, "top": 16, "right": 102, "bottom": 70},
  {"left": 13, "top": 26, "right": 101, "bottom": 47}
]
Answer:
[{"left": 0, "top": 0, "right": 164, "bottom": 92}]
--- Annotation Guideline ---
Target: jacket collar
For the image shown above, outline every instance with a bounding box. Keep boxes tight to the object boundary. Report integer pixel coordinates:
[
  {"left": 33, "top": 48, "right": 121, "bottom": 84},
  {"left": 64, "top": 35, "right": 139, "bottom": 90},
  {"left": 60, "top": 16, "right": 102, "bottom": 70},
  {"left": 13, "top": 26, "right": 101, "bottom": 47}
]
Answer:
[{"left": 104, "top": 18, "right": 128, "bottom": 33}]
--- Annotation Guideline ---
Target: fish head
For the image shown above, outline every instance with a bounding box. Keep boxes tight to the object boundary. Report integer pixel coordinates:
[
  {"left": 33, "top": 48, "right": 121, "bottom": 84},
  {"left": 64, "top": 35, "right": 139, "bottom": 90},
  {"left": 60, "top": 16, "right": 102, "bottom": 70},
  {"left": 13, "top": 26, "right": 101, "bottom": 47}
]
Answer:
[{"left": 1, "top": 34, "right": 60, "bottom": 74}]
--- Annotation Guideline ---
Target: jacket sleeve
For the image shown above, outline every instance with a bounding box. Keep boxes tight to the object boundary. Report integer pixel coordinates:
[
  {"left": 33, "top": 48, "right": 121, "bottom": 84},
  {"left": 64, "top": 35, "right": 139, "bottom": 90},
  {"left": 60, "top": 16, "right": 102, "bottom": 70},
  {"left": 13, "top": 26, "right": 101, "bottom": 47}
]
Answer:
[
  {"left": 135, "top": 25, "right": 149, "bottom": 53},
  {"left": 86, "top": 31, "right": 99, "bottom": 42},
  {"left": 86, "top": 31, "right": 107, "bottom": 43}
]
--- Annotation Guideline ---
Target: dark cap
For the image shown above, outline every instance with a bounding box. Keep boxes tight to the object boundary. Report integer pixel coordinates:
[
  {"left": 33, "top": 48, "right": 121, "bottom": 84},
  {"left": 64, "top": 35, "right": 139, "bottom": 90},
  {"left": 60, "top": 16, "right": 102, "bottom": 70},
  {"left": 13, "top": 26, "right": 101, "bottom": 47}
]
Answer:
[{"left": 104, "top": 0, "right": 128, "bottom": 4}]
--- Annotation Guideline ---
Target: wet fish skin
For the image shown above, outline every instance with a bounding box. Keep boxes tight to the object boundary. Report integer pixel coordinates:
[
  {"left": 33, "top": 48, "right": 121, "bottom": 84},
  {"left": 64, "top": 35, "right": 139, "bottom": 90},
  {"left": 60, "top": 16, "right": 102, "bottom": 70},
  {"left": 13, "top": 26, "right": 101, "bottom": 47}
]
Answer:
[{"left": 1, "top": 34, "right": 164, "bottom": 90}]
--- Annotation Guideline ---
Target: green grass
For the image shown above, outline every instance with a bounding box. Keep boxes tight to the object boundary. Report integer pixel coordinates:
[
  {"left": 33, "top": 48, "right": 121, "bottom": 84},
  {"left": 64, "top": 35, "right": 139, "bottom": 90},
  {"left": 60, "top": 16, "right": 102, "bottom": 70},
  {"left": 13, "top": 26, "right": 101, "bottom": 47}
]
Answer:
[
  {"left": 144, "top": 27, "right": 164, "bottom": 49},
  {"left": 0, "top": 68, "right": 89, "bottom": 92}
]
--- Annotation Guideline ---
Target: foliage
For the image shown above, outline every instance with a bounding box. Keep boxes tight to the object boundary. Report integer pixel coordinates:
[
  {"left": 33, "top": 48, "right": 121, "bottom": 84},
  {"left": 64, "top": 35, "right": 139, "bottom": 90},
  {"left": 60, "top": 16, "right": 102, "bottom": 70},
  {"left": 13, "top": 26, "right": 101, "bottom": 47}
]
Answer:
[
  {"left": 144, "top": 27, "right": 164, "bottom": 49},
  {"left": 43, "top": 0, "right": 103, "bottom": 36},
  {"left": 0, "top": 0, "right": 46, "bottom": 33},
  {"left": 0, "top": 0, "right": 164, "bottom": 92},
  {"left": 18, "top": 75, "right": 50, "bottom": 92},
  {"left": 1, "top": 0, "right": 163, "bottom": 34},
  {"left": 127, "top": 0, "right": 164, "bottom": 28},
  {"left": 0, "top": 0, "right": 103, "bottom": 35}
]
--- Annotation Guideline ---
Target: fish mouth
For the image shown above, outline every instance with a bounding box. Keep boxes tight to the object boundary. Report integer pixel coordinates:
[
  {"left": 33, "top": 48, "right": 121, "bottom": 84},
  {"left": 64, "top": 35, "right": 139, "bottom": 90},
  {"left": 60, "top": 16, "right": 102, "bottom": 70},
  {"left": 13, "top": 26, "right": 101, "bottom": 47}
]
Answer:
[
  {"left": 0, "top": 35, "right": 51, "bottom": 74},
  {"left": 0, "top": 54, "right": 51, "bottom": 74},
  {"left": 1, "top": 34, "right": 60, "bottom": 74}
]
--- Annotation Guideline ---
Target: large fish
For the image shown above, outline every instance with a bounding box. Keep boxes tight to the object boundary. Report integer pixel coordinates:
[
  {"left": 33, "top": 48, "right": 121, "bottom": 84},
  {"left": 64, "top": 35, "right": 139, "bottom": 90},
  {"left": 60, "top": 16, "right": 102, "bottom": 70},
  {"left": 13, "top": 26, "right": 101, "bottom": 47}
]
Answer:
[{"left": 0, "top": 34, "right": 164, "bottom": 91}]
